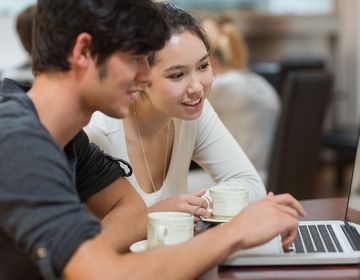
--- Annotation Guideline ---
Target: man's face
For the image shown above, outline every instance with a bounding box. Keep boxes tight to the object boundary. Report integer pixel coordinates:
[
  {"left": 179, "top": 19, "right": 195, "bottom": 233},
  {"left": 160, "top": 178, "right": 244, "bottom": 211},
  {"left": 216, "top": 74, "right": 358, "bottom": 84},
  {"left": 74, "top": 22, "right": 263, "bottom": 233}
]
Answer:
[{"left": 83, "top": 51, "right": 151, "bottom": 119}]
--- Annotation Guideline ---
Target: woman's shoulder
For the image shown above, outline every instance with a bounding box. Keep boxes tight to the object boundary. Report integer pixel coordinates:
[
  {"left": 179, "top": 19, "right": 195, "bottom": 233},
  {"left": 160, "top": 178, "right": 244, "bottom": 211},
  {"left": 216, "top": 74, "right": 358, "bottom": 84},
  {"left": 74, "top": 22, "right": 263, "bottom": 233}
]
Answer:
[{"left": 86, "top": 111, "right": 123, "bottom": 134}]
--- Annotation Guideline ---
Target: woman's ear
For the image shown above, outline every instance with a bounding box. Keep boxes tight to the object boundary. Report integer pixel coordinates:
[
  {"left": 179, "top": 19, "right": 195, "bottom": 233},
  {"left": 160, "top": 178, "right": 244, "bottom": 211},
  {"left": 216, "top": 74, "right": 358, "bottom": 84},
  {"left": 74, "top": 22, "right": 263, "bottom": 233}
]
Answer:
[{"left": 69, "top": 32, "right": 93, "bottom": 69}]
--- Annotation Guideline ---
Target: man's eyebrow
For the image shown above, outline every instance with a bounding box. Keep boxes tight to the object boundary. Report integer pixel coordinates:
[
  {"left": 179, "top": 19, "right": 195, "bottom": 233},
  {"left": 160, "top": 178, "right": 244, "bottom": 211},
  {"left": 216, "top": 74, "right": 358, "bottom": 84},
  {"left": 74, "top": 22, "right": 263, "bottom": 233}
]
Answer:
[{"left": 164, "top": 53, "right": 209, "bottom": 72}]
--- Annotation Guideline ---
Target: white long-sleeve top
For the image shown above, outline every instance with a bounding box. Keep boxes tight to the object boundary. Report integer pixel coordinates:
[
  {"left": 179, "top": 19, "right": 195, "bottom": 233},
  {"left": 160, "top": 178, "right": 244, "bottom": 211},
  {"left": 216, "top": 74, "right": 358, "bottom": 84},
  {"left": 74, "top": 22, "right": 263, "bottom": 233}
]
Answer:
[{"left": 84, "top": 100, "right": 266, "bottom": 207}]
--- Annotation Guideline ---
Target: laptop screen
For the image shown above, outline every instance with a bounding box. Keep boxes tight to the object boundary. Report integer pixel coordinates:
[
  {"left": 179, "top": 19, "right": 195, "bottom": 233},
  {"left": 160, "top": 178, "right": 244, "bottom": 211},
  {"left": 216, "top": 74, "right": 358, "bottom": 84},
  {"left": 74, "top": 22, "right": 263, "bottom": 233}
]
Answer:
[{"left": 345, "top": 130, "right": 360, "bottom": 224}]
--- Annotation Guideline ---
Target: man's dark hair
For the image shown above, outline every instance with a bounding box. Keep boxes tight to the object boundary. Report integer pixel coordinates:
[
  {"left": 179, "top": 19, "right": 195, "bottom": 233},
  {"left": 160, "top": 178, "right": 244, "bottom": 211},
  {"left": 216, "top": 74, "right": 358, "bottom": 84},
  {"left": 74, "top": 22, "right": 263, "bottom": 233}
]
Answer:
[
  {"left": 148, "top": 2, "right": 210, "bottom": 66},
  {"left": 32, "top": 0, "right": 170, "bottom": 74},
  {"left": 16, "top": 5, "right": 36, "bottom": 55}
]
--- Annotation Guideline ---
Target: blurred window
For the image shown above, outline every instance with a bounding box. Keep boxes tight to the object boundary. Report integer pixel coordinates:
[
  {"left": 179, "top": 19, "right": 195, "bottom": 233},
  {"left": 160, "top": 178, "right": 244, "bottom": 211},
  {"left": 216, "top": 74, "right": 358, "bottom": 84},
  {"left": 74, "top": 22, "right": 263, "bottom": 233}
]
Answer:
[
  {"left": 166, "top": 0, "right": 265, "bottom": 10},
  {"left": 267, "top": 0, "right": 335, "bottom": 15},
  {"left": 167, "top": 0, "right": 335, "bottom": 15},
  {"left": 0, "top": 0, "right": 36, "bottom": 16}
]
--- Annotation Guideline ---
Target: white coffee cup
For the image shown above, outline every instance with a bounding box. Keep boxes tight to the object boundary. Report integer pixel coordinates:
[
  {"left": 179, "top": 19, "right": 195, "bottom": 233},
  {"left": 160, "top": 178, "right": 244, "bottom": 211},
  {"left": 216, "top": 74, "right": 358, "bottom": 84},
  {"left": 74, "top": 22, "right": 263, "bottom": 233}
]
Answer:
[
  {"left": 205, "top": 185, "right": 249, "bottom": 220},
  {"left": 147, "top": 212, "right": 194, "bottom": 249}
]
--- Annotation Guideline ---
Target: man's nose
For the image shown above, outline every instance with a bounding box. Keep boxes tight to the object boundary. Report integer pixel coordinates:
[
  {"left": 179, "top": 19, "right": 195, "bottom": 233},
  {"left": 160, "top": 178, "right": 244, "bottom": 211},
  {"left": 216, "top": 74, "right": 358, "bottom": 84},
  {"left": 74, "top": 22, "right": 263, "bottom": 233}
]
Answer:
[{"left": 136, "top": 57, "right": 151, "bottom": 84}]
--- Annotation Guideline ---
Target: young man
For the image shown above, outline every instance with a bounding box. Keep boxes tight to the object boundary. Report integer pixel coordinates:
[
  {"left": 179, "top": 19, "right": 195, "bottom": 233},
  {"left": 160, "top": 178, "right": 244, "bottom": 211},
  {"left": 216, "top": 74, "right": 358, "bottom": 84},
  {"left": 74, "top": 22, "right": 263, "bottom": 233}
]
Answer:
[
  {"left": 0, "top": 1, "right": 305, "bottom": 279},
  {"left": 0, "top": 0, "right": 169, "bottom": 279}
]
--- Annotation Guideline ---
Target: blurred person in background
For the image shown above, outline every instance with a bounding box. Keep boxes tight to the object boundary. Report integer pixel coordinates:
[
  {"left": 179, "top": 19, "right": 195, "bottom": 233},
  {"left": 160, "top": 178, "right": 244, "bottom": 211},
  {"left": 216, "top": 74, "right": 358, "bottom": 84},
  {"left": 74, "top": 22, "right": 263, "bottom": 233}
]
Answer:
[
  {"left": 1, "top": 5, "right": 35, "bottom": 84},
  {"left": 203, "top": 16, "right": 281, "bottom": 183}
]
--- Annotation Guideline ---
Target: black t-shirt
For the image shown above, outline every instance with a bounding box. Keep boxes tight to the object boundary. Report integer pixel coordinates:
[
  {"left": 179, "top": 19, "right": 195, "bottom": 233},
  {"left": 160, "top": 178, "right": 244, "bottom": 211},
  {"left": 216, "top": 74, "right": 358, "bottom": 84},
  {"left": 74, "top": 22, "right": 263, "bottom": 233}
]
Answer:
[
  {"left": 73, "top": 130, "right": 132, "bottom": 202},
  {"left": 0, "top": 79, "right": 131, "bottom": 280}
]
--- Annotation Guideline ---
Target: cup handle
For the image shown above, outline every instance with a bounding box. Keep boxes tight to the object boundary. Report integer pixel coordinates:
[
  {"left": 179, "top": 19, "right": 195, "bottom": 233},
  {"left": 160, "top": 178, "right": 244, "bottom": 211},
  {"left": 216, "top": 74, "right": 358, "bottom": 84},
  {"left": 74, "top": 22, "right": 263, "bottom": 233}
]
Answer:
[
  {"left": 156, "top": 225, "right": 168, "bottom": 244},
  {"left": 202, "top": 195, "right": 213, "bottom": 214}
]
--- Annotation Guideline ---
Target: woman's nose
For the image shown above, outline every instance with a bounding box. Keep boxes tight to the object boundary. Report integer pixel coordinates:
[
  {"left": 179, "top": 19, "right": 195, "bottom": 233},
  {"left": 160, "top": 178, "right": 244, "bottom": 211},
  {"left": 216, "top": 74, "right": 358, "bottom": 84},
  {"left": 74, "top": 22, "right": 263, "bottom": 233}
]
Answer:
[{"left": 187, "top": 76, "right": 203, "bottom": 94}]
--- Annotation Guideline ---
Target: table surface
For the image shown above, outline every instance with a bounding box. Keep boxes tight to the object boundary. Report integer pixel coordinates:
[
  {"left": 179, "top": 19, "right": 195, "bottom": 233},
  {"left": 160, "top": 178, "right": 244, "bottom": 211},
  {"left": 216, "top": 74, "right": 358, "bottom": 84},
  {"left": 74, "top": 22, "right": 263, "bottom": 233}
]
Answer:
[{"left": 215, "top": 197, "right": 360, "bottom": 280}]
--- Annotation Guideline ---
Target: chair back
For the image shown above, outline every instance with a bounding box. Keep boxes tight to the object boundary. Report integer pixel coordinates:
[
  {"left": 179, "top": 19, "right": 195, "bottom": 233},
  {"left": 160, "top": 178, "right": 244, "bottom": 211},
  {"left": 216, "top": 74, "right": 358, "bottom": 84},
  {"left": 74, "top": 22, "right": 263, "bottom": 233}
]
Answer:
[
  {"left": 267, "top": 71, "right": 333, "bottom": 199},
  {"left": 277, "top": 58, "right": 325, "bottom": 97}
]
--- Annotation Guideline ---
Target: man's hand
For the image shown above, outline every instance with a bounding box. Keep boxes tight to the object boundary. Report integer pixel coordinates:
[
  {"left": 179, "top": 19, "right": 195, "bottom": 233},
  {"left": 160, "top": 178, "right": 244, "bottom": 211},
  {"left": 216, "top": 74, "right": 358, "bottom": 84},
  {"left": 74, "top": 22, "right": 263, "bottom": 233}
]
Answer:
[{"left": 225, "top": 193, "right": 306, "bottom": 251}]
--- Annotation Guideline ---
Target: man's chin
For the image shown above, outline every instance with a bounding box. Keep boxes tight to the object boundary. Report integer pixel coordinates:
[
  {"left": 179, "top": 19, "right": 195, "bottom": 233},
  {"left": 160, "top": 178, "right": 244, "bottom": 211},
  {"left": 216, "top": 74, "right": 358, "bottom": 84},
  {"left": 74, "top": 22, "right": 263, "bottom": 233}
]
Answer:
[{"left": 105, "top": 108, "right": 129, "bottom": 119}]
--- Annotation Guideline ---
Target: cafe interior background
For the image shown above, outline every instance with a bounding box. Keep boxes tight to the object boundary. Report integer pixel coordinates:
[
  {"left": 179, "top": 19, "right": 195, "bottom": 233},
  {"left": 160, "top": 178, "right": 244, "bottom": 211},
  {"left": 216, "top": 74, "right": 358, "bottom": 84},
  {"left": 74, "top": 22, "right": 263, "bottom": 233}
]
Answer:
[{"left": 1, "top": 0, "right": 360, "bottom": 201}]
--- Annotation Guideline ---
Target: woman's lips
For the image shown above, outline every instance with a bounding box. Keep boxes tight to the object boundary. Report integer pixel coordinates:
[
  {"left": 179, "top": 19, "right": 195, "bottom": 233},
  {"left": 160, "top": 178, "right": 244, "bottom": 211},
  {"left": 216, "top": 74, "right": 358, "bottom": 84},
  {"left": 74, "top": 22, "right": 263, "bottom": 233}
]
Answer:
[{"left": 182, "top": 97, "right": 203, "bottom": 110}]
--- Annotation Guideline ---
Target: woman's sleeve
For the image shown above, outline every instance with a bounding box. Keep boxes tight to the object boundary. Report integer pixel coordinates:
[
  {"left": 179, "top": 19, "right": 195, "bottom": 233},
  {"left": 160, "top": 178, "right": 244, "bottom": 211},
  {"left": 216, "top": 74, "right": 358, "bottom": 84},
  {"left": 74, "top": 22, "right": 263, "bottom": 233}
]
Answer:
[{"left": 192, "top": 100, "right": 267, "bottom": 202}]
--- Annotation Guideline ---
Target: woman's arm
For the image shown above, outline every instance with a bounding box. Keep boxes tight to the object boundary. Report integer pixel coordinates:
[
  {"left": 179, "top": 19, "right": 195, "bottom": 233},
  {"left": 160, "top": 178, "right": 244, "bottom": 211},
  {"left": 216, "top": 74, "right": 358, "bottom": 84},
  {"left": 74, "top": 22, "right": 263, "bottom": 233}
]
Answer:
[{"left": 192, "top": 100, "right": 267, "bottom": 202}]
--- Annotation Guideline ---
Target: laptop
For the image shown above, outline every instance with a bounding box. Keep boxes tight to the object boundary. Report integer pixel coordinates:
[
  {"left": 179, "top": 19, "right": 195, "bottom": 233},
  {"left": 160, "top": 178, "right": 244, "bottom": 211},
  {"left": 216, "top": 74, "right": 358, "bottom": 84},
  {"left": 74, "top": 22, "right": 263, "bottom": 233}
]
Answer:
[{"left": 223, "top": 130, "right": 360, "bottom": 266}]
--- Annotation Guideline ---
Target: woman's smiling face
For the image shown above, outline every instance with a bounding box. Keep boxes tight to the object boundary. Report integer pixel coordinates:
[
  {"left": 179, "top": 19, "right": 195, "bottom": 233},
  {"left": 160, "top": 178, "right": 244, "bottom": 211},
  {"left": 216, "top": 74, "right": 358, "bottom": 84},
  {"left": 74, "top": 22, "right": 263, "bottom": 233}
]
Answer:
[{"left": 145, "top": 31, "right": 214, "bottom": 120}]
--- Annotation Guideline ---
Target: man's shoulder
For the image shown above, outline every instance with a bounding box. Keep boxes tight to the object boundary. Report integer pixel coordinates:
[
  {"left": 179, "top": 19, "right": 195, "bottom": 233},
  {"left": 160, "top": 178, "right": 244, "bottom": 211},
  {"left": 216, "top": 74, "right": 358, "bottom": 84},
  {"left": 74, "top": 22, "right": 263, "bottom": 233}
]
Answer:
[
  {"left": 0, "top": 98, "right": 42, "bottom": 138},
  {"left": 0, "top": 118, "right": 59, "bottom": 161},
  {"left": 0, "top": 95, "right": 59, "bottom": 161},
  {"left": 1, "top": 78, "right": 32, "bottom": 112}
]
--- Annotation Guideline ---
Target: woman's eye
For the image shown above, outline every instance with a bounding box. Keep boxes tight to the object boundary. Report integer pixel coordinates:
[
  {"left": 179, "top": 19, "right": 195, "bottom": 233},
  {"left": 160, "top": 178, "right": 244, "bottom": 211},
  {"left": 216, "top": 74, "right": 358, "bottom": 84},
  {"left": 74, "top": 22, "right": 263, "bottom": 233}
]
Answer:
[
  {"left": 198, "top": 62, "right": 210, "bottom": 70},
  {"left": 168, "top": 72, "right": 184, "bottom": 80}
]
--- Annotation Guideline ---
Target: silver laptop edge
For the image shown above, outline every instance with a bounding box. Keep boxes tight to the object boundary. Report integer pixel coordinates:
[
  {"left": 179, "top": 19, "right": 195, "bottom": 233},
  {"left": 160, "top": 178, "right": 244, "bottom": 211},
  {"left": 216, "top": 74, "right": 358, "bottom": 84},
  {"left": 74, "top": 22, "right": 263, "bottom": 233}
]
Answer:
[{"left": 223, "top": 128, "right": 360, "bottom": 266}]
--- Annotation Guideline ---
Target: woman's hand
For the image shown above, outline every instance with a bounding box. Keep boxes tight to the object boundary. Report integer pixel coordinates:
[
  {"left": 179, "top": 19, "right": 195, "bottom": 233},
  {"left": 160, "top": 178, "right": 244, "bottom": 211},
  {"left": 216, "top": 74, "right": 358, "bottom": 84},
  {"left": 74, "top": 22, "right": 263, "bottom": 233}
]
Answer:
[{"left": 149, "top": 189, "right": 211, "bottom": 221}]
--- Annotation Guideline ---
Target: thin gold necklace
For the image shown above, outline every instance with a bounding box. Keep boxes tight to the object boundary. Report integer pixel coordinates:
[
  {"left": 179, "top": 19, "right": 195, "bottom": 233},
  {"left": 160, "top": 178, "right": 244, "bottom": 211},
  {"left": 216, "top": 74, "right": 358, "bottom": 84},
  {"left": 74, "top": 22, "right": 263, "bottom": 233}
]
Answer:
[{"left": 132, "top": 102, "right": 172, "bottom": 194}]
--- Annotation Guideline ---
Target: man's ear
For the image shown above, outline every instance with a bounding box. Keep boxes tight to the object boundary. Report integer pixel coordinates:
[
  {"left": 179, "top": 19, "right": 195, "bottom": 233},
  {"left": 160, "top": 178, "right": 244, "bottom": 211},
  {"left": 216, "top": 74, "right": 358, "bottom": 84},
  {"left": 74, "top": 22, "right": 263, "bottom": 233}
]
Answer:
[{"left": 68, "top": 33, "right": 93, "bottom": 69}]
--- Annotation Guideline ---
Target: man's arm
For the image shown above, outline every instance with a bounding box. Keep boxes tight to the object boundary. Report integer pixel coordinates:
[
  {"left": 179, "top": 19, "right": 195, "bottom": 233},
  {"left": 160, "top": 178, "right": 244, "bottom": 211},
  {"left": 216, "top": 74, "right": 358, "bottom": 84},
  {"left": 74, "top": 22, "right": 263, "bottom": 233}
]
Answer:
[
  {"left": 64, "top": 193, "right": 305, "bottom": 280},
  {"left": 63, "top": 223, "right": 233, "bottom": 280},
  {"left": 86, "top": 177, "right": 148, "bottom": 252},
  {"left": 74, "top": 130, "right": 147, "bottom": 252}
]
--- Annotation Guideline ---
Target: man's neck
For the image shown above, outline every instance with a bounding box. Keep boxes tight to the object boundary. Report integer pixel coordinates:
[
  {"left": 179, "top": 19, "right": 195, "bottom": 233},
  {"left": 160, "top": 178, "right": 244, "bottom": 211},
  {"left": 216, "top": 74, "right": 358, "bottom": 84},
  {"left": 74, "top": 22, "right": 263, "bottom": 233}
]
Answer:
[{"left": 28, "top": 74, "right": 92, "bottom": 149}]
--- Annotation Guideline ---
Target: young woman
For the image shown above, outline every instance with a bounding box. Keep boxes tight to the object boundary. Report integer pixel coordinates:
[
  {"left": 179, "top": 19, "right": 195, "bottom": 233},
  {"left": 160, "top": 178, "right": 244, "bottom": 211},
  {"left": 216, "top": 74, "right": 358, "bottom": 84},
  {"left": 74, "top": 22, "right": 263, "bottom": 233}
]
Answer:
[{"left": 85, "top": 2, "right": 266, "bottom": 220}]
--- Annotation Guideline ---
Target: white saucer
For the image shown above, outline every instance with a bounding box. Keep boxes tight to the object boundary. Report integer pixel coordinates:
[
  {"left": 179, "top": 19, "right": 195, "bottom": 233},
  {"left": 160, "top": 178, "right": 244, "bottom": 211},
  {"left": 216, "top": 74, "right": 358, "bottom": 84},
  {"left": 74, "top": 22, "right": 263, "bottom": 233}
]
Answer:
[
  {"left": 130, "top": 240, "right": 148, "bottom": 253},
  {"left": 200, "top": 216, "right": 230, "bottom": 223}
]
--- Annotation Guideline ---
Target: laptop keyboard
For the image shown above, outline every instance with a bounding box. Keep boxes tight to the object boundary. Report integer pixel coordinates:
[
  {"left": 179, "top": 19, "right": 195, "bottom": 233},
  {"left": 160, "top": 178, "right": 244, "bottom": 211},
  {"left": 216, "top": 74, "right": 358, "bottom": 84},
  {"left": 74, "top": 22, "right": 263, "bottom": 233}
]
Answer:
[
  {"left": 288, "top": 224, "right": 344, "bottom": 253},
  {"left": 341, "top": 223, "right": 360, "bottom": 250}
]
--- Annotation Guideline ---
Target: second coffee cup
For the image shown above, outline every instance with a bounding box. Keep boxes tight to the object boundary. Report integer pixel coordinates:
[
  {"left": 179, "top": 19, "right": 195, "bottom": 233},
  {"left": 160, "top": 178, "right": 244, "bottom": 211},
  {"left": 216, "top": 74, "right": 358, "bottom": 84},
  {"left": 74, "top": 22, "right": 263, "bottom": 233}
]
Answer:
[{"left": 205, "top": 185, "right": 249, "bottom": 220}]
